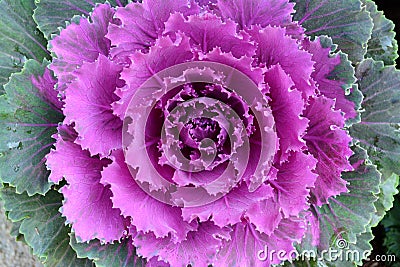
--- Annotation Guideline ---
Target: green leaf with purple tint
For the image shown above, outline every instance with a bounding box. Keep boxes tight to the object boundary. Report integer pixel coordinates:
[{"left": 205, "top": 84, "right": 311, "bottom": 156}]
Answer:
[
  {"left": 370, "top": 172, "right": 398, "bottom": 227},
  {"left": 33, "top": 0, "right": 130, "bottom": 39},
  {"left": 350, "top": 59, "right": 400, "bottom": 181},
  {"left": 70, "top": 234, "right": 147, "bottom": 267},
  {"left": 292, "top": 146, "right": 380, "bottom": 266},
  {"left": 0, "top": 186, "right": 93, "bottom": 267},
  {"left": 0, "top": 59, "right": 63, "bottom": 195},
  {"left": 0, "top": 0, "right": 49, "bottom": 93},
  {"left": 363, "top": 0, "right": 398, "bottom": 65},
  {"left": 291, "top": 0, "right": 373, "bottom": 63},
  {"left": 315, "top": 146, "right": 379, "bottom": 255}
]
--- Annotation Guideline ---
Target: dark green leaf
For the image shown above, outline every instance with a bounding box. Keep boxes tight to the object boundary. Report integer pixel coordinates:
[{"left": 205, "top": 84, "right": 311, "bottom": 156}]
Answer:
[
  {"left": 0, "top": 186, "right": 93, "bottom": 267},
  {"left": 291, "top": 0, "right": 373, "bottom": 63},
  {"left": 33, "top": 0, "right": 130, "bottom": 39},
  {"left": 0, "top": 0, "right": 49, "bottom": 93},
  {"left": 382, "top": 195, "right": 400, "bottom": 262},
  {"left": 0, "top": 59, "right": 63, "bottom": 195},
  {"left": 9, "top": 219, "right": 23, "bottom": 239},
  {"left": 363, "top": 0, "right": 398, "bottom": 65},
  {"left": 70, "top": 234, "right": 146, "bottom": 267}
]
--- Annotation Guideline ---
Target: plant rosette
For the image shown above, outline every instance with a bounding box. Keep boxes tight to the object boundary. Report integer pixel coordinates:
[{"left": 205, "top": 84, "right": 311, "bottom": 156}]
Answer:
[{"left": 0, "top": 0, "right": 399, "bottom": 266}]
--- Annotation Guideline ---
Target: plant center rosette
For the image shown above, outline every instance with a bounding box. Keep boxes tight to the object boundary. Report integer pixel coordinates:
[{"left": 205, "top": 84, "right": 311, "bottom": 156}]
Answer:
[{"left": 44, "top": 0, "right": 360, "bottom": 266}]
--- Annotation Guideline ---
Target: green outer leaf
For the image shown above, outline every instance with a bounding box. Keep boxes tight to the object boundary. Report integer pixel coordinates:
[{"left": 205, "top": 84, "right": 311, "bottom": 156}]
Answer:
[
  {"left": 0, "top": 0, "right": 49, "bottom": 93},
  {"left": 370, "top": 173, "right": 399, "bottom": 227},
  {"left": 33, "top": 0, "right": 130, "bottom": 39},
  {"left": 324, "top": 230, "right": 374, "bottom": 267},
  {"left": 0, "top": 59, "right": 63, "bottom": 195},
  {"left": 315, "top": 146, "right": 379, "bottom": 261},
  {"left": 285, "top": 232, "right": 374, "bottom": 267},
  {"left": 70, "top": 235, "right": 147, "bottom": 267},
  {"left": 9, "top": 219, "right": 23, "bottom": 239},
  {"left": 363, "top": 0, "right": 398, "bottom": 65},
  {"left": 350, "top": 59, "right": 400, "bottom": 242},
  {"left": 291, "top": 0, "right": 373, "bottom": 63},
  {"left": 353, "top": 59, "right": 400, "bottom": 123},
  {"left": 0, "top": 186, "right": 93, "bottom": 267},
  {"left": 350, "top": 59, "right": 400, "bottom": 179},
  {"left": 293, "top": 146, "right": 380, "bottom": 267}
]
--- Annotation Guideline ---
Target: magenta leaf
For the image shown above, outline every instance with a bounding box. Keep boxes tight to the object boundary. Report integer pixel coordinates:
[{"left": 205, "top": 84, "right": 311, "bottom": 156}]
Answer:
[
  {"left": 264, "top": 64, "right": 309, "bottom": 162},
  {"left": 304, "top": 96, "right": 353, "bottom": 205},
  {"left": 101, "top": 150, "right": 198, "bottom": 242},
  {"left": 270, "top": 151, "right": 318, "bottom": 217},
  {"left": 49, "top": 3, "right": 115, "bottom": 91},
  {"left": 216, "top": 0, "right": 294, "bottom": 29},
  {"left": 164, "top": 12, "right": 256, "bottom": 58},
  {"left": 215, "top": 220, "right": 305, "bottom": 266},
  {"left": 63, "top": 54, "right": 123, "bottom": 157},
  {"left": 134, "top": 221, "right": 231, "bottom": 266},
  {"left": 181, "top": 182, "right": 273, "bottom": 227},
  {"left": 47, "top": 129, "right": 126, "bottom": 243},
  {"left": 107, "top": 0, "right": 200, "bottom": 63},
  {"left": 303, "top": 36, "right": 361, "bottom": 122},
  {"left": 113, "top": 34, "right": 194, "bottom": 117},
  {"left": 248, "top": 25, "right": 316, "bottom": 98}
]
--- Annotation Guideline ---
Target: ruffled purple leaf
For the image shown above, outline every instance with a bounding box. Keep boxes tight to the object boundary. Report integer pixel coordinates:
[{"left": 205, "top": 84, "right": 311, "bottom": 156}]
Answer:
[
  {"left": 246, "top": 198, "right": 282, "bottom": 235},
  {"left": 46, "top": 125, "right": 78, "bottom": 184},
  {"left": 49, "top": 4, "right": 115, "bottom": 91},
  {"left": 216, "top": 0, "right": 294, "bottom": 29},
  {"left": 113, "top": 34, "right": 194, "bottom": 117},
  {"left": 107, "top": 0, "right": 200, "bottom": 63},
  {"left": 181, "top": 183, "right": 273, "bottom": 227},
  {"left": 304, "top": 96, "right": 353, "bottom": 205},
  {"left": 248, "top": 25, "right": 316, "bottom": 98},
  {"left": 215, "top": 219, "right": 305, "bottom": 266},
  {"left": 264, "top": 64, "right": 308, "bottom": 162},
  {"left": 201, "top": 47, "right": 263, "bottom": 85},
  {"left": 46, "top": 129, "right": 126, "bottom": 243},
  {"left": 164, "top": 13, "right": 256, "bottom": 58},
  {"left": 63, "top": 54, "right": 123, "bottom": 157},
  {"left": 270, "top": 151, "right": 317, "bottom": 217},
  {"left": 134, "top": 221, "right": 231, "bottom": 266},
  {"left": 195, "top": 0, "right": 218, "bottom": 6},
  {"left": 101, "top": 150, "right": 197, "bottom": 242}
]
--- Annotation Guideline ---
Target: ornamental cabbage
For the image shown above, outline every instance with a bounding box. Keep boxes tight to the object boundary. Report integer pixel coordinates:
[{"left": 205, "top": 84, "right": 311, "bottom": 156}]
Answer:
[
  {"left": 0, "top": 0, "right": 399, "bottom": 267},
  {"left": 44, "top": 0, "right": 361, "bottom": 265}
]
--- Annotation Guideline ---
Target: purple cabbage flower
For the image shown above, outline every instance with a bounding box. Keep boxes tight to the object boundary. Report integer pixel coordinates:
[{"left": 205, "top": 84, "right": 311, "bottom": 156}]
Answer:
[{"left": 31, "top": 0, "right": 367, "bottom": 266}]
